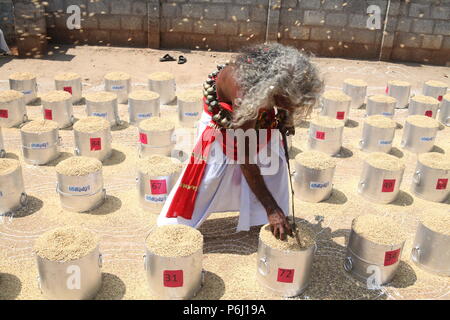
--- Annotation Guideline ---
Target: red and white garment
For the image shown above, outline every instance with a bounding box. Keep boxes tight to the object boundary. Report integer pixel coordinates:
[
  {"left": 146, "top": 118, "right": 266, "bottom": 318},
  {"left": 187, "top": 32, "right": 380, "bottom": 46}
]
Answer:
[{"left": 157, "top": 104, "right": 289, "bottom": 232}]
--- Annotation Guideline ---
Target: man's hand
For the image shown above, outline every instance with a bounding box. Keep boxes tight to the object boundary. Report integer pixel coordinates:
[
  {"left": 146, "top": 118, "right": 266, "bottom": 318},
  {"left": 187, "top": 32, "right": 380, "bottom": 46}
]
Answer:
[{"left": 267, "top": 207, "right": 293, "bottom": 240}]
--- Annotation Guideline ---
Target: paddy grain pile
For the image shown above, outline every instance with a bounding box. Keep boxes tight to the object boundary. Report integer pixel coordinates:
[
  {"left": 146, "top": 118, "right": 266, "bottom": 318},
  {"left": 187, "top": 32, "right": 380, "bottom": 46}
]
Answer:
[
  {"left": 139, "top": 117, "right": 175, "bottom": 131},
  {"left": 41, "top": 90, "right": 72, "bottom": 102},
  {"left": 421, "top": 210, "right": 450, "bottom": 236},
  {"left": 73, "top": 117, "right": 110, "bottom": 133},
  {"left": 129, "top": 90, "right": 159, "bottom": 100},
  {"left": 259, "top": 220, "right": 316, "bottom": 250},
  {"left": 365, "top": 115, "right": 396, "bottom": 128},
  {"left": 146, "top": 224, "right": 203, "bottom": 257},
  {"left": 9, "top": 72, "right": 36, "bottom": 80},
  {"left": 352, "top": 214, "right": 406, "bottom": 245},
  {"left": 177, "top": 90, "right": 203, "bottom": 102},
  {"left": 365, "top": 152, "right": 405, "bottom": 171},
  {"left": 105, "top": 72, "right": 131, "bottom": 81},
  {"left": 55, "top": 156, "right": 102, "bottom": 176},
  {"left": 0, "top": 158, "right": 20, "bottom": 175},
  {"left": 388, "top": 80, "right": 410, "bottom": 86},
  {"left": 137, "top": 155, "right": 183, "bottom": 176},
  {"left": 406, "top": 115, "right": 439, "bottom": 128},
  {"left": 368, "top": 95, "right": 397, "bottom": 103},
  {"left": 418, "top": 152, "right": 450, "bottom": 170},
  {"left": 20, "top": 120, "right": 58, "bottom": 133},
  {"left": 311, "top": 116, "right": 344, "bottom": 128},
  {"left": 425, "top": 80, "right": 447, "bottom": 88},
  {"left": 343, "top": 79, "right": 367, "bottom": 87},
  {"left": 0, "top": 90, "right": 24, "bottom": 102},
  {"left": 295, "top": 151, "right": 336, "bottom": 170},
  {"left": 85, "top": 91, "right": 117, "bottom": 102},
  {"left": 411, "top": 95, "right": 439, "bottom": 104},
  {"left": 54, "top": 72, "right": 80, "bottom": 81},
  {"left": 323, "top": 90, "right": 351, "bottom": 102},
  {"left": 148, "top": 72, "right": 175, "bottom": 81},
  {"left": 34, "top": 226, "right": 99, "bottom": 262}
]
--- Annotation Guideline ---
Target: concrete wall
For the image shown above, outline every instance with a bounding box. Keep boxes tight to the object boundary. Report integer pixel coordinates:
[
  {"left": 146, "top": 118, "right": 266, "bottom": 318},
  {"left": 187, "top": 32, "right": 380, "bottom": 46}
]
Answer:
[
  {"left": 0, "top": 0, "right": 15, "bottom": 42},
  {"left": 3, "top": 0, "right": 450, "bottom": 65}
]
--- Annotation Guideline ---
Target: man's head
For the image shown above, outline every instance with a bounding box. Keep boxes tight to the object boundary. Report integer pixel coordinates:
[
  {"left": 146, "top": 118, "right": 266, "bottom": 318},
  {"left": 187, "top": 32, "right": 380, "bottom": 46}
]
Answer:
[{"left": 232, "top": 43, "right": 323, "bottom": 127}]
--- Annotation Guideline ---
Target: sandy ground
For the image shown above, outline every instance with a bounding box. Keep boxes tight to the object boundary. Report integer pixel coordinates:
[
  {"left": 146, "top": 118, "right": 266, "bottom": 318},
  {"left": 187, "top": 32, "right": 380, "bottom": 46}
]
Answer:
[{"left": 0, "top": 45, "right": 449, "bottom": 300}]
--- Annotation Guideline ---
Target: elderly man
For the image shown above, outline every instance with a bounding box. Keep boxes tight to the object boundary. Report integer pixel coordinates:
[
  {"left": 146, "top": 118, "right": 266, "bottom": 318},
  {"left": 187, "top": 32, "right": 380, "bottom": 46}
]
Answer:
[
  {"left": 158, "top": 43, "right": 322, "bottom": 240},
  {"left": 0, "top": 28, "right": 11, "bottom": 55}
]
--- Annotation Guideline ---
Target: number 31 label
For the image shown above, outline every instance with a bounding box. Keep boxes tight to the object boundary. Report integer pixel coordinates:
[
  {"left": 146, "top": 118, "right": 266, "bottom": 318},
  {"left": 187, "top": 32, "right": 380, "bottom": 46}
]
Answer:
[
  {"left": 163, "top": 270, "right": 183, "bottom": 287},
  {"left": 277, "top": 268, "right": 295, "bottom": 283}
]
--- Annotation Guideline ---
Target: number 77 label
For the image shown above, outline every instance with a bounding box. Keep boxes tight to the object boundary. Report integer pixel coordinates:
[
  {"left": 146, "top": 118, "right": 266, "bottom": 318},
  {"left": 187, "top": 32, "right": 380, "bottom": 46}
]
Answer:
[{"left": 277, "top": 268, "right": 295, "bottom": 283}]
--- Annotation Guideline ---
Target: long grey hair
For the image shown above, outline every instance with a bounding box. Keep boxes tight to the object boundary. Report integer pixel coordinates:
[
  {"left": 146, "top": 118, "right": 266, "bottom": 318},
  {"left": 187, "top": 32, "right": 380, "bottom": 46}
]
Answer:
[{"left": 232, "top": 43, "right": 323, "bottom": 127}]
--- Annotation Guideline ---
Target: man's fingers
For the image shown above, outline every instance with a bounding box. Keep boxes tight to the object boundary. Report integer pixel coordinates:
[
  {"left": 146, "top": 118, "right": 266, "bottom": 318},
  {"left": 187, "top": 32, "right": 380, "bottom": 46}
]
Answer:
[
  {"left": 274, "top": 226, "right": 280, "bottom": 239},
  {"left": 279, "top": 225, "right": 286, "bottom": 241}
]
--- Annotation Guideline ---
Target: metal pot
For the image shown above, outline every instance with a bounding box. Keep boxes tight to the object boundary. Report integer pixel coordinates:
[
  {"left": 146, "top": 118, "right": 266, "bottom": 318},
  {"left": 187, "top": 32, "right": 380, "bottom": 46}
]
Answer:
[
  {"left": 9, "top": 78, "right": 37, "bottom": 104},
  {"left": 358, "top": 161, "right": 404, "bottom": 204},
  {"left": 292, "top": 163, "right": 335, "bottom": 203},
  {"left": 55, "top": 78, "right": 83, "bottom": 103},
  {"left": 128, "top": 96, "right": 160, "bottom": 126},
  {"left": 343, "top": 82, "right": 367, "bottom": 109},
  {"left": 408, "top": 97, "right": 440, "bottom": 119},
  {"left": 74, "top": 128, "right": 112, "bottom": 162},
  {"left": 387, "top": 83, "right": 411, "bottom": 109},
  {"left": 411, "top": 160, "right": 449, "bottom": 203},
  {"left": 36, "top": 246, "right": 103, "bottom": 300},
  {"left": 148, "top": 78, "right": 176, "bottom": 105},
  {"left": 21, "top": 129, "right": 61, "bottom": 165},
  {"left": 320, "top": 98, "right": 351, "bottom": 123},
  {"left": 0, "top": 163, "right": 27, "bottom": 214},
  {"left": 178, "top": 99, "right": 202, "bottom": 127},
  {"left": 400, "top": 121, "right": 438, "bottom": 154},
  {"left": 422, "top": 83, "right": 447, "bottom": 101},
  {"left": 344, "top": 226, "right": 405, "bottom": 285},
  {"left": 137, "top": 171, "right": 181, "bottom": 209},
  {"left": 143, "top": 246, "right": 203, "bottom": 299},
  {"left": 0, "top": 94, "right": 27, "bottom": 128},
  {"left": 138, "top": 127, "right": 175, "bottom": 157},
  {"left": 86, "top": 98, "right": 120, "bottom": 127},
  {"left": 359, "top": 122, "right": 395, "bottom": 153},
  {"left": 56, "top": 170, "right": 105, "bottom": 212},
  {"left": 42, "top": 97, "right": 74, "bottom": 129},
  {"left": 366, "top": 96, "right": 396, "bottom": 119},
  {"left": 438, "top": 97, "right": 450, "bottom": 127},
  {"left": 256, "top": 238, "right": 316, "bottom": 297},
  {"left": 411, "top": 221, "right": 450, "bottom": 276},
  {"left": 105, "top": 78, "right": 131, "bottom": 104},
  {"left": 307, "top": 123, "right": 344, "bottom": 156}
]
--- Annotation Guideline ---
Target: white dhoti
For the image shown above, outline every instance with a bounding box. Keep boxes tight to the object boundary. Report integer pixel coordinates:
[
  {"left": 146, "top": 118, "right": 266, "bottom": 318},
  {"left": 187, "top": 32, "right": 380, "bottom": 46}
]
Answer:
[
  {"left": 0, "top": 29, "right": 10, "bottom": 54},
  {"left": 157, "top": 111, "right": 290, "bottom": 232}
]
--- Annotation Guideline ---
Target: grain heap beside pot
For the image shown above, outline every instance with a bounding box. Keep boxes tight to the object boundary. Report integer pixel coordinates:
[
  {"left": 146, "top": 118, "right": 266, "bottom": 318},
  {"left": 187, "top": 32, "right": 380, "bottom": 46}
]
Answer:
[
  {"left": 73, "top": 116, "right": 112, "bottom": 161},
  {"left": 344, "top": 214, "right": 406, "bottom": 285},
  {"left": 138, "top": 117, "right": 176, "bottom": 157},
  {"left": 144, "top": 224, "right": 204, "bottom": 299},
  {"left": 55, "top": 156, "right": 105, "bottom": 212},
  {"left": 257, "top": 219, "right": 316, "bottom": 297},
  {"left": 137, "top": 155, "right": 183, "bottom": 209},
  {"left": 34, "top": 226, "right": 102, "bottom": 300},
  {"left": 20, "top": 120, "right": 60, "bottom": 165}
]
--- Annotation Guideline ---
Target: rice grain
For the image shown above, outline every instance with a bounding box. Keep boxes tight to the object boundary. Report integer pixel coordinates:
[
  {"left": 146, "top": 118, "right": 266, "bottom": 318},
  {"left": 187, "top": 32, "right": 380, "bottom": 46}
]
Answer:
[
  {"left": 41, "top": 90, "right": 72, "bottom": 103},
  {"left": 137, "top": 155, "right": 183, "bottom": 176},
  {"left": 21, "top": 120, "right": 58, "bottom": 133},
  {"left": 148, "top": 72, "right": 175, "bottom": 81},
  {"left": 406, "top": 115, "right": 439, "bottom": 128},
  {"left": 323, "top": 90, "right": 351, "bottom": 102},
  {"left": 425, "top": 80, "right": 447, "bottom": 88},
  {"left": 388, "top": 80, "right": 410, "bottom": 87},
  {"left": 9, "top": 72, "right": 36, "bottom": 80},
  {"left": 146, "top": 224, "right": 203, "bottom": 257},
  {"left": 368, "top": 95, "right": 397, "bottom": 103},
  {"left": 411, "top": 95, "right": 439, "bottom": 105},
  {"left": 365, "top": 152, "right": 405, "bottom": 171},
  {"left": 365, "top": 115, "right": 396, "bottom": 129},
  {"left": 295, "top": 151, "right": 337, "bottom": 170},
  {"left": 73, "top": 116, "right": 110, "bottom": 133},
  {"left": 105, "top": 72, "right": 131, "bottom": 81},
  {"left": 311, "top": 116, "right": 345, "bottom": 128},
  {"left": 139, "top": 117, "right": 175, "bottom": 131},
  {"left": 129, "top": 90, "right": 159, "bottom": 101},
  {"left": 54, "top": 72, "right": 80, "bottom": 81},
  {"left": 34, "top": 226, "right": 99, "bottom": 262},
  {"left": 344, "top": 79, "right": 367, "bottom": 87},
  {"left": 0, "top": 158, "right": 20, "bottom": 175},
  {"left": 352, "top": 214, "right": 405, "bottom": 245},
  {"left": 0, "top": 90, "right": 24, "bottom": 103},
  {"left": 259, "top": 220, "right": 316, "bottom": 251},
  {"left": 418, "top": 152, "right": 450, "bottom": 170},
  {"left": 422, "top": 210, "right": 450, "bottom": 236},
  {"left": 85, "top": 91, "right": 117, "bottom": 102},
  {"left": 56, "top": 156, "right": 102, "bottom": 176},
  {"left": 177, "top": 90, "right": 203, "bottom": 102}
]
